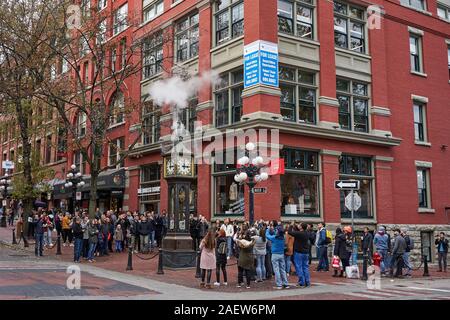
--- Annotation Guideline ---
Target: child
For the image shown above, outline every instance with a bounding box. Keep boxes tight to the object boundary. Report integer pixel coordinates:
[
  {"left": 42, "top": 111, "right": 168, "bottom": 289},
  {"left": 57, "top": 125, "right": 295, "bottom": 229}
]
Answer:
[{"left": 114, "top": 224, "right": 124, "bottom": 252}]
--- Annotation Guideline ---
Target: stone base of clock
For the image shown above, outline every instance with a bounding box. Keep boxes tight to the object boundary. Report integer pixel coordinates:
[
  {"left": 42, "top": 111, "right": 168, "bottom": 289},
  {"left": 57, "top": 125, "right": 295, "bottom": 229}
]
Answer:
[{"left": 161, "top": 234, "right": 196, "bottom": 269}]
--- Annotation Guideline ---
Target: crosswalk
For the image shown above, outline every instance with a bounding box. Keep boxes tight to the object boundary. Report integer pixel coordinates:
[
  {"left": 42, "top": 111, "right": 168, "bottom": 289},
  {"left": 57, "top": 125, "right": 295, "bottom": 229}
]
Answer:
[{"left": 345, "top": 287, "right": 450, "bottom": 300}]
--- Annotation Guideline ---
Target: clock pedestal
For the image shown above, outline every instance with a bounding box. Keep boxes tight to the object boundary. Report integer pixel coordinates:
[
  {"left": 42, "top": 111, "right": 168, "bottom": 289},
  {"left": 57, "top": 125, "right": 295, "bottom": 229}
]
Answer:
[{"left": 161, "top": 178, "right": 196, "bottom": 269}]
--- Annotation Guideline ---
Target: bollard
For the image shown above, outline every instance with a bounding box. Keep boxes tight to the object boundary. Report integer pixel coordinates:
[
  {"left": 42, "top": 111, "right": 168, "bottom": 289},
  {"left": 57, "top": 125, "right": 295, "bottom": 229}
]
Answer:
[
  {"left": 56, "top": 235, "right": 62, "bottom": 255},
  {"left": 361, "top": 252, "right": 368, "bottom": 281},
  {"left": 21, "top": 231, "right": 29, "bottom": 248},
  {"left": 126, "top": 246, "right": 133, "bottom": 271},
  {"left": 195, "top": 250, "right": 201, "bottom": 278},
  {"left": 12, "top": 229, "right": 17, "bottom": 245},
  {"left": 423, "top": 254, "right": 429, "bottom": 277},
  {"left": 157, "top": 248, "right": 164, "bottom": 275}
]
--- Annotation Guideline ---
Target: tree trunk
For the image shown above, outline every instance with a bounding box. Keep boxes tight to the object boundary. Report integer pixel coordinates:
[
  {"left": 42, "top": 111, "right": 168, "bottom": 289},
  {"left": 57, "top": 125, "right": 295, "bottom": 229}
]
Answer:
[{"left": 88, "top": 173, "right": 98, "bottom": 219}]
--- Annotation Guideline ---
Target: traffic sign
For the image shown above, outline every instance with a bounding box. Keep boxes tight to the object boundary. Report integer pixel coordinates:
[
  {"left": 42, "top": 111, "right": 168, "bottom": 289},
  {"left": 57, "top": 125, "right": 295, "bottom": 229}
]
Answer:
[
  {"left": 334, "top": 180, "right": 360, "bottom": 190},
  {"left": 345, "top": 192, "right": 362, "bottom": 211}
]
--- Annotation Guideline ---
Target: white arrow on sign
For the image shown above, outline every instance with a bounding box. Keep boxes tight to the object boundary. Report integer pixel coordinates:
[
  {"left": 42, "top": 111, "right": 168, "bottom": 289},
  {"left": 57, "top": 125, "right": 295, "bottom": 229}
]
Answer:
[
  {"left": 337, "top": 181, "right": 358, "bottom": 189},
  {"left": 345, "top": 192, "right": 362, "bottom": 211}
]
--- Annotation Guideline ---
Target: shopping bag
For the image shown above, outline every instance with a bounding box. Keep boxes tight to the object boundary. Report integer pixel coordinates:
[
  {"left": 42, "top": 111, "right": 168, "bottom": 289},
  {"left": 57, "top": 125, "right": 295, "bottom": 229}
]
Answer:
[
  {"left": 332, "top": 256, "right": 341, "bottom": 269},
  {"left": 345, "top": 265, "right": 360, "bottom": 279}
]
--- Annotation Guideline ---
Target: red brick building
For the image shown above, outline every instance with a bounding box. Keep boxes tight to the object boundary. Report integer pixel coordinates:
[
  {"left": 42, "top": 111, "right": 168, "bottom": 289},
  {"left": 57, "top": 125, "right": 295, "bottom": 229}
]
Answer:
[{"left": 3, "top": 0, "right": 449, "bottom": 259}]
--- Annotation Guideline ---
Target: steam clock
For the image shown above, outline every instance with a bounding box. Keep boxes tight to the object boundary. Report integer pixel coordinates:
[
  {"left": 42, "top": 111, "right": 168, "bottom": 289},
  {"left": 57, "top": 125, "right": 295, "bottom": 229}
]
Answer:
[{"left": 162, "top": 155, "right": 196, "bottom": 268}]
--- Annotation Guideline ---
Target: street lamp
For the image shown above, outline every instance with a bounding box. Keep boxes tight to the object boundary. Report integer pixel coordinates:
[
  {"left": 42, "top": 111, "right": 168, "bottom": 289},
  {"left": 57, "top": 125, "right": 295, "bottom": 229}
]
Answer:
[
  {"left": 0, "top": 173, "right": 12, "bottom": 227},
  {"left": 64, "top": 164, "right": 85, "bottom": 214},
  {"left": 234, "top": 142, "right": 269, "bottom": 225}
]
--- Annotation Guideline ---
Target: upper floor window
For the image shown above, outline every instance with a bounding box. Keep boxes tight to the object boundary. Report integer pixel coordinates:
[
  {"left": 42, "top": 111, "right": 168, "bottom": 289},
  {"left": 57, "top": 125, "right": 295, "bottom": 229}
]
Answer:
[
  {"left": 113, "top": 3, "right": 128, "bottom": 35},
  {"left": 339, "top": 155, "right": 371, "bottom": 176},
  {"left": 111, "top": 47, "right": 117, "bottom": 73},
  {"left": 80, "top": 36, "right": 89, "bottom": 56},
  {"left": 334, "top": 1, "right": 366, "bottom": 53},
  {"left": 277, "top": 0, "right": 314, "bottom": 39},
  {"left": 215, "top": 69, "right": 243, "bottom": 127},
  {"left": 143, "top": 32, "right": 163, "bottom": 79},
  {"left": 438, "top": 3, "right": 450, "bottom": 21},
  {"left": 141, "top": 163, "right": 161, "bottom": 183},
  {"left": 109, "top": 91, "right": 125, "bottom": 125},
  {"left": 409, "top": 34, "right": 423, "bottom": 73},
  {"left": 98, "top": 0, "right": 107, "bottom": 11},
  {"left": 61, "top": 57, "right": 69, "bottom": 74},
  {"left": 74, "top": 151, "right": 86, "bottom": 174},
  {"left": 214, "top": 0, "right": 244, "bottom": 46},
  {"left": 120, "top": 38, "right": 127, "bottom": 68},
  {"left": 76, "top": 112, "right": 87, "bottom": 137},
  {"left": 417, "top": 168, "right": 431, "bottom": 208},
  {"left": 175, "top": 12, "right": 199, "bottom": 62},
  {"left": 109, "top": 137, "right": 125, "bottom": 168},
  {"left": 279, "top": 66, "right": 317, "bottom": 124},
  {"left": 413, "top": 101, "right": 427, "bottom": 142},
  {"left": 400, "top": 0, "right": 426, "bottom": 11},
  {"left": 142, "top": 101, "right": 161, "bottom": 145},
  {"left": 337, "top": 78, "right": 369, "bottom": 132},
  {"left": 81, "top": 0, "right": 91, "bottom": 17},
  {"left": 97, "top": 19, "right": 107, "bottom": 45},
  {"left": 179, "top": 97, "right": 198, "bottom": 134},
  {"left": 143, "top": 0, "right": 164, "bottom": 23}
]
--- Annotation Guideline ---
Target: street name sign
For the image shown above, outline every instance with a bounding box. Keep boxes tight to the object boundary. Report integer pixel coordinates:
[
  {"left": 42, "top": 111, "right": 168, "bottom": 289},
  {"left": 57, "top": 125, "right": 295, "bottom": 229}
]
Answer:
[
  {"left": 253, "top": 187, "right": 267, "bottom": 194},
  {"left": 334, "top": 180, "right": 360, "bottom": 190}
]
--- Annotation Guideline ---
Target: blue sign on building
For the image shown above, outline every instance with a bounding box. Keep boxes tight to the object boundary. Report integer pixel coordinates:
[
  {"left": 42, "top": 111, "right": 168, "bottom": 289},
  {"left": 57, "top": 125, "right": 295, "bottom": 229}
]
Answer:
[{"left": 244, "top": 40, "right": 278, "bottom": 88}]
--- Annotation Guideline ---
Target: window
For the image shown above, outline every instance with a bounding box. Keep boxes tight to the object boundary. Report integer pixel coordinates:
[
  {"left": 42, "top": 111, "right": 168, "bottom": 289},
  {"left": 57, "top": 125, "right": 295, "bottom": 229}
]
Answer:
[
  {"left": 80, "top": 36, "right": 89, "bottom": 56},
  {"left": 113, "top": 3, "right": 128, "bottom": 35},
  {"left": 417, "top": 168, "right": 431, "bottom": 208},
  {"left": 36, "top": 107, "right": 43, "bottom": 126},
  {"left": 109, "top": 137, "right": 125, "bottom": 168},
  {"left": 74, "top": 151, "right": 86, "bottom": 174},
  {"left": 81, "top": 0, "right": 90, "bottom": 17},
  {"left": 109, "top": 91, "right": 125, "bottom": 125},
  {"left": 281, "top": 149, "right": 320, "bottom": 216},
  {"left": 45, "top": 135, "right": 52, "bottom": 164},
  {"left": 334, "top": 1, "right": 366, "bottom": 53},
  {"left": 214, "top": 69, "right": 243, "bottom": 127},
  {"left": 180, "top": 97, "right": 198, "bottom": 134},
  {"left": 339, "top": 155, "right": 373, "bottom": 218},
  {"left": 76, "top": 112, "right": 87, "bottom": 137},
  {"left": 83, "top": 61, "right": 89, "bottom": 84},
  {"left": 279, "top": 66, "right": 317, "bottom": 123},
  {"left": 143, "top": 32, "right": 163, "bottom": 79},
  {"left": 142, "top": 101, "right": 161, "bottom": 145},
  {"left": 111, "top": 47, "right": 117, "bottom": 73},
  {"left": 336, "top": 78, "right": 369, "bottom": 132},
  {"left": 50, "top": 64, "right": 57, "bottom": 80},
  {"left": 413, "top": 102, "right": 427, "bottom": 142},
  {"left": 97, "top": 20, "right": 107, "bottom": 45},
  {"left": 143, "top": 0, "right": 164, "bottom": 23},
  {"left": 35, "top": 139, "right": 42, "bottom": 164},
  {"left": 214, "top": 0, "right": 244, "bottom": 45},
  {"left": 438, "top": 4, "right": 450, "bottom": 21},
  {"left": 120, "top": 38, "right": 127, "bottom": 68},
  {"left": 61, "top": 57, "right": 69, "bottom": 74},
  {"left": 141, "top": 164, "right": 161, "bottom": 182},
  {"left": 175, "top": 13, "right": 199, "bottom": 62},
  {"left": 277, "top": 0, "right": 314, "bottom": 39},
  {"left": 57, "top": 125, "right": 67, "bottom": 161},
  {"left": 410, "top": 34, "right": 423, "bottom": 73},
  {"left": 98, "top": 0, "right": 107, "bottom": 11},
  {"left": 213, "top": 152, "right": 244, "bottom": 216},
  {"left": 400, "top": 0, "right": 426, "bottom": 11}
]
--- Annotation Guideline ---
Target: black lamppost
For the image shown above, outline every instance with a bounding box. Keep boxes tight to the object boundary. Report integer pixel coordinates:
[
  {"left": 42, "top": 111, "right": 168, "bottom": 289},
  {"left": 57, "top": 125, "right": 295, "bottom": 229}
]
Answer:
[
  {"left": 0, "top": 173, "right": 11, "bottom": 227},
  {"left": 234, "top": 142, "right": 269, "bottom": 226},
  {"left": 64, "top": 164, "right": 85, "bottom": 214}
]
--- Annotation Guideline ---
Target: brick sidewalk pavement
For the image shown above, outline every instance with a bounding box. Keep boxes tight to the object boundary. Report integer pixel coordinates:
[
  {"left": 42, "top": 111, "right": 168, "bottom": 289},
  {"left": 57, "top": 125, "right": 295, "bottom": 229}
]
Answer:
[{"left": 1, "top": 224, "right": 449, "bottom": 293}]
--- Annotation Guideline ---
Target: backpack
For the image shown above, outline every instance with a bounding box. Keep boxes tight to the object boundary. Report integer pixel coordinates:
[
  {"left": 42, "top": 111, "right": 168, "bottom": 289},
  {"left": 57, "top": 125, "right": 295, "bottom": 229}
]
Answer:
[
  {"left": 326, "top": 230, "right": 332, "bottom": 244},
  {"left": 406, "top": 236, "right": 414, "bottom": 251},
  {"left": 218, "top": 241, "right": 227, "bottom": 255}
]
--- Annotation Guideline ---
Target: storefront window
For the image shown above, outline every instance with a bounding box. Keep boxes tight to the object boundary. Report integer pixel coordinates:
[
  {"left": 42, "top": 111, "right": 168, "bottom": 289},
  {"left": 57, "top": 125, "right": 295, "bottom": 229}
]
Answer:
[
  {"left": 281, "top": 148, "right": 320, "bottom": 216},
  {"left": 339, "top": 155, "right": 373, "bottom": 219},
  {"left": 139, "top": 164, "right": 161, "bottom": 213},
  {"left": 214, "top": 174, "right": 244, "bottom": 215}
]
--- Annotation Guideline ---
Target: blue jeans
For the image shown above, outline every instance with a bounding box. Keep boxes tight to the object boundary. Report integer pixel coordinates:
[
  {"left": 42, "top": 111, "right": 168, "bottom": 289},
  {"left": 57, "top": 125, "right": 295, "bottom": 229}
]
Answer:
[
  {"left": 150, "top": 231, "right": 155, "bottom": 248},
  {"left": 74, "top": 238, "right": 83, "bottom": 262},
  {"left": 294, "top": 252, "right": 310, "bottom": 286},
  {"left": 256, "top": 254, "right": 266, "bottom": 281},
  {"left": 226, "top": 236, "right": 233, "bottom": 258},
  {"left": 402, "top": 252, "right": 412, "bottom": 275},
  {"left": 285, "top": 255, "right": 292, "bottom": 274},
  {"left": 35, "top": 233, "right": 44, "bottom": 256},
  {"left": 377, "top": 249, "right": 388, "bottom": 273},
  {"left": 88, "top": 242, "right": 97, "bottom": 260},
  {"left": 115, "top": 240, "right": 122, "bottom": 252},
  {"left": 317, "top": 246, "right": 329, "bottom": 270},
  {"left": 271, "top": 253, "right": 288, "bottom": 287}
]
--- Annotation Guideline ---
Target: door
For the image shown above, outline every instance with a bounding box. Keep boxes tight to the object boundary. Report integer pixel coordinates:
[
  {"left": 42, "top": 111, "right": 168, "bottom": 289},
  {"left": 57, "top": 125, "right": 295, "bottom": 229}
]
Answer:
[{"left": 420, "top": 231, "right": 433, "bottom": 262}]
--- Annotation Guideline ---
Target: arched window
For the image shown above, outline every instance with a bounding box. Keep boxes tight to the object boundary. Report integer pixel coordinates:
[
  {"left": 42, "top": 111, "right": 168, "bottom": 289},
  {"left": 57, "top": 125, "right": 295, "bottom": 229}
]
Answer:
[
  {"left": 76, "top": 112, "right": 87, "bottom": 137},
  {"left": 110, "top": 91, "right": 125, "bottom": 125}
]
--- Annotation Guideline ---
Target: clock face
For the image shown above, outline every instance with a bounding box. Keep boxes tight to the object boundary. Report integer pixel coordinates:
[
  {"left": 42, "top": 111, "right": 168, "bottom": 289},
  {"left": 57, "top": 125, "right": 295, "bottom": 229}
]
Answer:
[
  {"left": 177, "top": 158, "right": 192, "bottom": 176},
  {"left": 166, "top": 159, "right": 175, "bottom": 176}
]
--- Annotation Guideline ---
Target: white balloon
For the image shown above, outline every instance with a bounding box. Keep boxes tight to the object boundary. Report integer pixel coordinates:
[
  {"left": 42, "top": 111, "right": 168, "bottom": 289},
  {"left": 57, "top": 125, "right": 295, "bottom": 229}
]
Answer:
[
  {"left": 260, "top": 172, "right": 269, "bottom": 181},
  {"left": 239, "top": 156, "right": 249, "bottom": 165},
  {"left": 234, "top": 174, "right": 241, "bottom": 182},
  {"left": 251, "top": 158, "right": 259, "bottom": 166},
  {"left": 239, "top": 172, "right": 248, "bottom": 181},
  {"left": 255, "top": 175, "right": 261, "bottom": 182},
  {"left": 246, "top": 142, "right": 255, "bottom": 151},
  {"left": 255, "top": 156, "right": 264, "bottom": 165}
]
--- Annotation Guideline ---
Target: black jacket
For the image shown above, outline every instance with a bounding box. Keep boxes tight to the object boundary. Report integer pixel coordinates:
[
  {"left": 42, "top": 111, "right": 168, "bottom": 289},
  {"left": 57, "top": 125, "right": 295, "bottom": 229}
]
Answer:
[
  {"left": 33, "top": 218, "right": 45, "bottom": 235},
  {"left": 72, "top": 223, "right": 84, "bottom": 239},
  {"left": 288, "top": 227, "right": 310, "bottom": 254},
  {"left": 435, "top": 238, "right": 449, "bottom": 253},
  {"left": 189, "top": 219, "right": 198, "bottom": 238},
  {"left": 138, "top": 221, "right": 153, "bottom": 235},
  {"left": 129, "top": 220, "right": 139, "bottom": 235},
  {"left": 216, "top": 236, "right": 227, "bottom": 265},
  {"left": 362, "top": 232, "right": 373, "bottom": 254},
  {"left": 334, "top": 233, "right": 351, "bottom": 260},
  {"left": 197, "top": 221, "right": 208, "bottom": 238}
]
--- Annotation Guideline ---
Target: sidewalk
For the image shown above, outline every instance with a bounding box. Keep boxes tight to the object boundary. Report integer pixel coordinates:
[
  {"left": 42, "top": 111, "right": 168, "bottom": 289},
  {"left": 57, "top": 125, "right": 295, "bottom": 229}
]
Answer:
[{"left": 1, "top": 225, "right": 449, "bottom": 293}]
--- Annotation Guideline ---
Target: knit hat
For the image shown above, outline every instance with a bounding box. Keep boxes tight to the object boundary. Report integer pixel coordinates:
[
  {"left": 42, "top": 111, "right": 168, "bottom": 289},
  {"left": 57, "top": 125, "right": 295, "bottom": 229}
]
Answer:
[{"left": 378, "top": 226, "right": 385, "bottom": 233}]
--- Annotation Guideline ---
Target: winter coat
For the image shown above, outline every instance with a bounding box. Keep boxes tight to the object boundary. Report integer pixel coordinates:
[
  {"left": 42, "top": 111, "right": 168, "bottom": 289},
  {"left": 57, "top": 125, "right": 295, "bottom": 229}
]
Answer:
[
  {"left": 114, "top": 228, "right": 124, "bottom": 241},
  {"left": 374, "top": 232, "right": 389, "bottom": 251},
  {"left": 88, "top": 224, "right": 99, "bottom": 244},
  {"left": 197, "top": 221, "right": 209, "bottom": 238},
  {"left": 253, "top": 236, "right": 267, "bottom": 256},
  {"left": 216, "top": 236, "right": 227, "bottom": 265},
  {"left": 362, "top": 232, "right": 373, "bottom": 254},
  {"left": 284, "top": 233, "right": 295, "bottom": 256},
  {"left": 236, "top": 239, "right": 256, "bottom": 270},
  {"left": 82, "top": 222, "right": 89, "bottom": 240},
  {"left": 288, "top": 228, "right": 310, "bottom": 254},
  {"left": 138, "top": 221, "right": 152, "bottom": 235},
  {"left": 392, "top": 235, "right": 407, "bottom": 255},
  {"left": 72, "top": 223, "right": 84, "bottom": 239},
  {"left": 200, "top": 240, "right": 216, "bottom": 270},
  {"left": 334, "top": 233, "right": 351, "bottom": 260},
  {"left": 33, "top": 218, "right": 45, "bottom": 235},
  {"left": 62, "top": 216, "right": 71, "bottom": 230},
  {"left": 129, "top": 220, "right": 139, "bottom": 236},
  {"left": 265, "top": 229, "right": 285, "bottom": 255},
  {"left": 435, "top": 238, "right": 449, "bottom": 253}
]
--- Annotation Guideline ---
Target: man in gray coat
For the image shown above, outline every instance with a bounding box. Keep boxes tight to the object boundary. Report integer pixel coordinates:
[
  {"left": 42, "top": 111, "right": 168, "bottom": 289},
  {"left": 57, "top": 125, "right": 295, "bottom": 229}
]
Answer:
[{"left": 392, "top": 228, "right": 407, "bottom": 278}]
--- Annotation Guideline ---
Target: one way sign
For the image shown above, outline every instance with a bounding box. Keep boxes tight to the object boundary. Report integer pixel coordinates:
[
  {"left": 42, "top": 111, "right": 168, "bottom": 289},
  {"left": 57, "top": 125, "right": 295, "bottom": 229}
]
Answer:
[{"left": 334, "top": 180, "right": 360, "bottom": 190}]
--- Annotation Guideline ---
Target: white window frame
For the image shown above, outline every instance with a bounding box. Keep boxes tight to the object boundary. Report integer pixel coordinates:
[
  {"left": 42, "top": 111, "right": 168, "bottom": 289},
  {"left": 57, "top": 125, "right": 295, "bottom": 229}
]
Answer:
[
  {"left": 143, "top": 0, "right": 164, "bottom": 23},
  {"left": 113, "top": 3, "right": 128, "bottom": 36},
  {"left": 108, "top": 137, "right": 125, "bottom": 168},
  {"left": 175, "top": 12, "right": 199, "bottom": 63},
  {"left": 416, "top": 166, "right": 432, "bottom": 210},
  {"left": 213, "top": 0, "right": 244, "bottom": 46},
  {"left": 98, "top": 0, "right": 107, "bottom": 11},
  {"left": 409, "top": 29, "right": 425, "bottom": 75},
  {"left": 76, "top": 112, "right": 87, "bottom": 137},
  {"left": 109, "top": 91, "right": 125, "bottom": 126},
  {"left": 277, "top": 0, "right": 315, "bottom": 40},
  {"left": 333, "top": 1, "right": 367, "bottom": 54},
  {"left": 413, "top": 100, "right": 428, "bottom": 144}
]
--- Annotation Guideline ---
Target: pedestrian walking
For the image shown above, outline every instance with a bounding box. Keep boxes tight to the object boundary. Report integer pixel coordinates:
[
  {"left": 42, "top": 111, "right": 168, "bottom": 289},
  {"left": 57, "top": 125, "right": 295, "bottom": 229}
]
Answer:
[
  {"left": 199, "top": 230, "right": 216, "bottom": 289},
  {"left": 374, "top": 226, "right": 389, "bottom": 275},
  {"left": 236, "top": 230, "right": 256, "bottom": 289},
  {"left": 401, "top": 228, "right": 413, "bottom": 277},
  {"left": 33, "top": 214, "right": 45, "bottom": 257},
  {"left": 87, "top": 219, "right": 99, "bottom": 263},
  {"left": 266, "top": 222, "right": 289, "bottom": 289},
  {"left": 392, "top": 228, "right": 407, "bottom": 278},
  {"left": 315, "top": 222, "right": 329, "bottom": 272},
  {"left": 253, "top": 227, "right": 267, "bottom": 283},
  {"left": 435, "top": 232, "right": 448, "bottom": 272},
  {"left": 214, "top": 229, "right": 228, "bottom": 286},
  {"left": 333, "top": 227, "right": 351, "bottom": 277},
  {"left": 288, "top": 222, "right": 311, "bottom": 287}
]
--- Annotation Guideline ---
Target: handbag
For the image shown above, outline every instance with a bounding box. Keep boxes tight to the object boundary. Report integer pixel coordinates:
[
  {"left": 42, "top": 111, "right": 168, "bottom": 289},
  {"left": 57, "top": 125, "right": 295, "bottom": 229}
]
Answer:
[{"left": 332, "top": 255, "right": 341, "bottom": 269}]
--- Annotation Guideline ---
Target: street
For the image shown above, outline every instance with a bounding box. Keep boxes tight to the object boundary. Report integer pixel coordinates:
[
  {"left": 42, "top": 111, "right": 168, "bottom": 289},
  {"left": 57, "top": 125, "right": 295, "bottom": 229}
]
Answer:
[{"left": 1, "top": 242, "right": 450, "bottom": 300}]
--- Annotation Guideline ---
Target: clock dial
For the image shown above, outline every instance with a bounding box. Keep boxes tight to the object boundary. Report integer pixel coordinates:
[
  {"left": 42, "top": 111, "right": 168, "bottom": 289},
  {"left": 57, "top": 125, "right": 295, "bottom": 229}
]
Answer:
[
  {"left": 177, "top": 158, "right": 192, "bottom": 176},
  {"left": 166, "top": 159, "right": 175, "bottom": 175}
]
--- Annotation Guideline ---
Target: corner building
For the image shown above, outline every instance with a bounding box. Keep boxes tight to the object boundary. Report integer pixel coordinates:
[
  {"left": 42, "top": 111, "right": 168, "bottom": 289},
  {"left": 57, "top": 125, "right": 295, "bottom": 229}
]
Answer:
[{"left": 114, "top": 0, "right": 450, "bottom": 261}]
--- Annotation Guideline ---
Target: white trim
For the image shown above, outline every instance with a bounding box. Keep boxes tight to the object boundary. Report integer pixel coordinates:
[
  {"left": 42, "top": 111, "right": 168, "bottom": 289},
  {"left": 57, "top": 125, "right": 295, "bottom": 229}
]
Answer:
[
  {"left": 171, "top": 0, "right": 184, "bottom": 8},
  {"left": 414, "top": 141, "right": 431, "bottom": 147},
  {"left": 374, "top": 156, "right": 394, "bottom": 162},
  {"left": 411, "top": 94, "right": 429, "bottom": 103},
  {"left": 408, "top": 26, "right": 424, "bottom": 36},
  {"left": 411, "top": 71, "right": 428, "bottom": 77},
  {"left": 418, "top": 208, "right": 435, "bottom": 213},
  {"left": 370, "top": 106, "right": 391, "bottom": 116},
  {"left": 415, "top": 160, "right": 432, "bottom": 168}
]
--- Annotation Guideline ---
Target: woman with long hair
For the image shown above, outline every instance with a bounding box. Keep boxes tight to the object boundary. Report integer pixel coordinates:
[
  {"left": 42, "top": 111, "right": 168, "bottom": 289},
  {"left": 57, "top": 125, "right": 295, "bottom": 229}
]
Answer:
[
  {"left": 214, "top": 229, "right": 228, "bottom": 286},
  {"left": 236, "top": 230, "right": 256, "bottom": 288},
  {"left": 199, "top": 230, "right": 216, "bottom": 288},
  {"left": 254, "top": 226, "right": 267, "bottom": 282}
]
